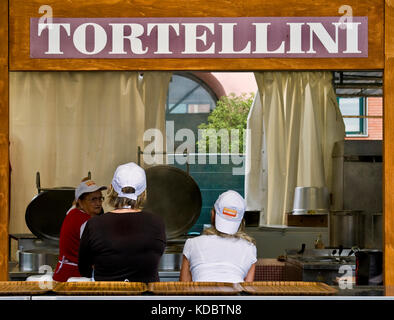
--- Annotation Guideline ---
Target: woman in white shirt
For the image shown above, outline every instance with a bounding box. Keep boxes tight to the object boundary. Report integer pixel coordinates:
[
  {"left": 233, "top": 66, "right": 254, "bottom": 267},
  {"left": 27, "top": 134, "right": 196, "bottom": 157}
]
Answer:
[{"left": 180, "top": 190, "right": 257, "bottom": 283}]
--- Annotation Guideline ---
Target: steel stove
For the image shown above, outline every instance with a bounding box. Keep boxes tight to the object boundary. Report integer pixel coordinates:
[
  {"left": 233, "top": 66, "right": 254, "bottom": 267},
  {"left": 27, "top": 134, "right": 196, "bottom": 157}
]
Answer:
[{"left": 285, "top": 248, "right": 356, "bottom": 285}]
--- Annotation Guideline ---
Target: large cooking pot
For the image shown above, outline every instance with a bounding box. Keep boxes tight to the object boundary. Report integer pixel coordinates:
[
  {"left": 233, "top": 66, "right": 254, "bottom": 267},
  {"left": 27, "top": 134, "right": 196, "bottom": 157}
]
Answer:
[
  {"left": 19, "top": 248, "right": 59, "bottom": 272},
  {"left": 329, "top": 210, "right": 365, "bottom": 248},
  {"left": 22, "top": 174, "right": 81, "bottom": 272},
  {"left": 364, "top": 212, "right": 382, "bottom": 249},
  {"left": 292, "top": 186, "right": 330, "bottom": 215},
  {"left": 25, "top": 187, "right": 76, "bottom": 244},
  {"left": 159, "top": 244, "right": 184, "bottom": 271},
  {"left": 144, "top": 165, "right": 202, "bottom": 239},
  {"left": 355, "top": 249, "right": 383, "bottom": 285},
  {"left": 23, "top": 166, "right": 201, "bottom": 272},
  {"left": 25, "top": 166, "right": 201, "bottom": 241},
  {"left": 144, "top": 165, "right": 202, "bottom": 271}
]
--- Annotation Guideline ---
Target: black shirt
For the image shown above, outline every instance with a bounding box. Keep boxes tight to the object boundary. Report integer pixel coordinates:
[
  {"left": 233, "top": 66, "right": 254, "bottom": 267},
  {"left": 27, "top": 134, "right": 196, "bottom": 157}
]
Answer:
[{"left": 78, "top": 210, "right": 166, "bottom": 282}]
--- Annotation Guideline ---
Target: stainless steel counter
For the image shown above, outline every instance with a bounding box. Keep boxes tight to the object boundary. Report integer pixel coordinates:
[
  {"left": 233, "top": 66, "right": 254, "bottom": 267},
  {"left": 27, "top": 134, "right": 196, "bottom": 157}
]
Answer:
[
  {"left": 284, "top": 250, "right": 357, "bottom": 284},
  {"left": 159, "top": 271, "right": 180, "bottom": 281},
  {"left": 8, "top": 261, "right": 41, "bottom": 280}
]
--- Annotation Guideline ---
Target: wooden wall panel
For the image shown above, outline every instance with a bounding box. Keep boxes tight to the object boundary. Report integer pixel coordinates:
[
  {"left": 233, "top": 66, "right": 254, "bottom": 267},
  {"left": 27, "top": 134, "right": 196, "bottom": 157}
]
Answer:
[
  {"left": 0, "top": 0, "right": 9, "bottom": 280},
  {"left": 9, "top": 0, "right": 384, "bottom": 71},
  {"left": 385, "top": 0, "right": 394, "bottom": 296}
]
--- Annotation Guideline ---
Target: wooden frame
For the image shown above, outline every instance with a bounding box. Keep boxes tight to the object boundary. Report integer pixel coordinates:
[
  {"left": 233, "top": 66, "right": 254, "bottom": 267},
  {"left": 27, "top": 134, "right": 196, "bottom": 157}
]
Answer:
[
  {"left": 0, "top": 0, "right": 9, "bottom": 281},
  {"left": 384, "top": 0, "right": 394, "bottom": 296},
  {"left": 0, "top": 0, "right": 392, "bottom": 295}
]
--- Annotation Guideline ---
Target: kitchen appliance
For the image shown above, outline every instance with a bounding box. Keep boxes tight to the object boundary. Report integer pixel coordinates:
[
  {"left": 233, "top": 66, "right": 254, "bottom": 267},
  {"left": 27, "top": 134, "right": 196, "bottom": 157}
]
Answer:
[
  {"left": 355, "top": 249, "right": 383, "bottom": 285},
  {"left": 285, "top": 247, "right": 356, "bottom": 285},
  {"left": 329, "top": 210, "right": 365, "bottom": 248},
  {"left": 331, "top": 140, "right": 382, "bottom": 214},
  {"left": 364, "top": 212, "right": 382, "bottom": 249},
  {"left": 331, "top": 140, "right": 382, "bottom": 250},
  {"left": 18, "top": 248, "right": 59, "bottom": 272},
  {"left": 292, "top": 186, "right": 330, "bottom": 215},
  {"left": 10, "top": 172, "right": 77, "bottom": 276},
  {"left": 144, "top": 165, "right": 202, "bottom": 276}
]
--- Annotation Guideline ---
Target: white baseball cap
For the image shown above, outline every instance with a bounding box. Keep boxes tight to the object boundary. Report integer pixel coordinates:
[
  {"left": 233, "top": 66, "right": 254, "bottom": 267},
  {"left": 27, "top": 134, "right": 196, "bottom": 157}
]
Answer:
[
  {"left": 75, "top": 180, "right": 107, "bottom": 201},
  {"left": 111, "top": 162, "right": 146, "bottom": 200},
  {"left": 214, "top": 190, "right": 246, "bottom": 235}
]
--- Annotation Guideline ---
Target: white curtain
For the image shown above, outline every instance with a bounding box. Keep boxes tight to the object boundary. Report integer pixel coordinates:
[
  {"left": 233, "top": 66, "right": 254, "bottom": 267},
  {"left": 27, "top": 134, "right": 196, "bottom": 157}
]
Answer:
[
  {"left": 245, "top": 72, "right": 345, "bottom": 226},
  {"left": 139, "top": 72, "right": 172, "bottom": 166},
  {"left": 9, "top": 71, "right": 171, "bottom": 234}
]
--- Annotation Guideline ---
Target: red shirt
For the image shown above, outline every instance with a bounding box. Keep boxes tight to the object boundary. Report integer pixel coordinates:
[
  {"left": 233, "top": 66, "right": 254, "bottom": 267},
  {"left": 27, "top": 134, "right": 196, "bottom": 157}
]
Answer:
[{"left": 53, "top": 208, "right": 91, "bottom": 282}]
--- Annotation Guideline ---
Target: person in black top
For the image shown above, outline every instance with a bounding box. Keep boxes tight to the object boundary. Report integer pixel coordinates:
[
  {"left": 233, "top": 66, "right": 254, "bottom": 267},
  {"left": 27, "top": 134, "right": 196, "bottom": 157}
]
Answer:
[{"left": 78, "top": 162, "right": 166, "bottom": 282}]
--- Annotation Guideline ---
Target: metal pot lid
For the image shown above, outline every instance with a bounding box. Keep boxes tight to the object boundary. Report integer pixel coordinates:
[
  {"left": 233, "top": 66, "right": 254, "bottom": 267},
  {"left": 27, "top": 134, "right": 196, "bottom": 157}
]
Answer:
[
  {"left": 25, "top": 188, "right": 75, "bottom": 243},
  {"left": 144, "top": 165, "right": 202, "bottom": 239}
]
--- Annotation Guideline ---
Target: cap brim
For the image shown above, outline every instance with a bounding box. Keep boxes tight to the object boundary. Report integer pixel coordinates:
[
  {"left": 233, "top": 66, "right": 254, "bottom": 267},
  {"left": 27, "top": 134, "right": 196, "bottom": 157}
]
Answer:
[
  {"left": 215, "top": 212, "right": 241, "bottom": 235},
  {"left": 77, "top": 185, "right": 107, "bottom": 200},
  {"left": 87, "top": 185, "right": 107, "bottom": 193}
]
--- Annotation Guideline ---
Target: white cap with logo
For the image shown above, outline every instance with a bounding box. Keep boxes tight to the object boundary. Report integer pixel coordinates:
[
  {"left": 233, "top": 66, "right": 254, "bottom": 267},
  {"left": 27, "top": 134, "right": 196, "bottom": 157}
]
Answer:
[
  {"left": 214, "top": 190, "right": 246, "bottom": 235},
  {"left": 75, "top": 180, "right": 107, "bottom": 201},
  {"left": 111, "top": 162, "right": 147, "bottom": 200}
]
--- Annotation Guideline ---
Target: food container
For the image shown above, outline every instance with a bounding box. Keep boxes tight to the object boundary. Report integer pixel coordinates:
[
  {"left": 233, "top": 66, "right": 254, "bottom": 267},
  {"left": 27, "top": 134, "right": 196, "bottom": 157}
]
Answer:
[
  {"left": 364, "top": 212, "right": 382, "bottom": 249},
  {"left": 158, "top": 244, "right": 183, "bottom": 271},
  {"left": 355, "top": 249, "right": 383, "bottom": 285},
  {"left": 292, "top": 186, "right": 330, "bottom": 215},
  {"left": 18, "top": 248, "right": 58, "bottom": 272},
  {"left": 329, "top": 210, "right": 365, "bottom": 248}
]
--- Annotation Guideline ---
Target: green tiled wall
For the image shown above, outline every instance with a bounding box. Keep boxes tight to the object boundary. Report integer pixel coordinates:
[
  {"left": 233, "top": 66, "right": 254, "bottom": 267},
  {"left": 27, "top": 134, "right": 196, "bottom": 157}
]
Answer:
[{"left": 171, "top": 155, "right": 245, "bottom": 234}]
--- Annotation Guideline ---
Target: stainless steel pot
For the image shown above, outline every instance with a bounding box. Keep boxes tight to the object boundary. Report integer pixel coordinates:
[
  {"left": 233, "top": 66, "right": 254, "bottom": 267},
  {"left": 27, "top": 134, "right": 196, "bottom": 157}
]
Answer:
[
  {"left": 158, "top": 244, "right": 183, "bottom": 271},
  {"left": 329, "top": 210, "right": 365, "bottom": 248},
  {"left": 159, "top": 253, "right": 182, "bottom": 271},
  {"left": 370, "top": 212, "right": 382, "bottom": 249},
  {"left": 18, "top": 248, "right": 58, "bottom": 272},
  {"left": 292, "top": 186, "right": 330, "bottom": 215}
]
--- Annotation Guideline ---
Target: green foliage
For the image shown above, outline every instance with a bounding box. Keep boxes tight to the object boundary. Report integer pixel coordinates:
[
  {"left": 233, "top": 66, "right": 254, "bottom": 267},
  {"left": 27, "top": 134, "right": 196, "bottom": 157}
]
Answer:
[{"left": 197, "top": 93, "right": 254, "bottom": 153}]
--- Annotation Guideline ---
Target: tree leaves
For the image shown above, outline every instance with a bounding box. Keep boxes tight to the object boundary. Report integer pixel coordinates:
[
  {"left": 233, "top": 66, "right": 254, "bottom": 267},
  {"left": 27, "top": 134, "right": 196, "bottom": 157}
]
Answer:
[{"left": 197, "top": 93, "right": 254, "bottom": 153}]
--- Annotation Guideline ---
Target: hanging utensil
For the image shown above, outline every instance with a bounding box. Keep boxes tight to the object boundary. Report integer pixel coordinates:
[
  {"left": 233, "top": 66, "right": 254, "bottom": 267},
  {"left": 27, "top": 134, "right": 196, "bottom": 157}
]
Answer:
[{"left": 297, "top": 243, "right": 306, "bottom": 255}]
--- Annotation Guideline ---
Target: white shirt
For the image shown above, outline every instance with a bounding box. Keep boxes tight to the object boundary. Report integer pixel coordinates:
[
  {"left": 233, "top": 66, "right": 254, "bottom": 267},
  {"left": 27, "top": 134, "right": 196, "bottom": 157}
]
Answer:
[{"left": 182, "top": 235, "right": 257, "bottom": 283}]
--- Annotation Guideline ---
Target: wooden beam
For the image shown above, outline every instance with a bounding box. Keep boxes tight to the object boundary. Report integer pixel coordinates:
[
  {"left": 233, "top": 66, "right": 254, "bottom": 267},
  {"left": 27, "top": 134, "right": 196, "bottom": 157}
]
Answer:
[
  {"left": 9, "top": 0, "right": 384, "bottom": 71},
  {"left": 0, "top": 0, "right": 9, "bottom": 280},
  {"left": 385, "top": 0, "right": 394, "bottom": 296}
]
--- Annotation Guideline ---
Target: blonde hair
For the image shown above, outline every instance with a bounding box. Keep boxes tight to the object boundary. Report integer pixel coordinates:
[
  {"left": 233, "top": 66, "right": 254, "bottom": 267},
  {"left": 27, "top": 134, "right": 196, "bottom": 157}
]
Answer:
[
  {"left": 107, "top": 185, "right": 146, "bottom": 210},
  {"left": 203, "top": 219, "right": 256, "bottom": 245}
]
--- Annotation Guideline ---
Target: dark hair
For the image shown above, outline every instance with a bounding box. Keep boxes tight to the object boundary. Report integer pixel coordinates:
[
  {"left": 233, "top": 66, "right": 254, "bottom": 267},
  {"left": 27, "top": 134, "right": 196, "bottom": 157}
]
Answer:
[
  {"left": 75, "top": 192, "right": 92, "bottom": 210},
  {"left": 78, "top": 193, "right": 88, "bottom": 201}
]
